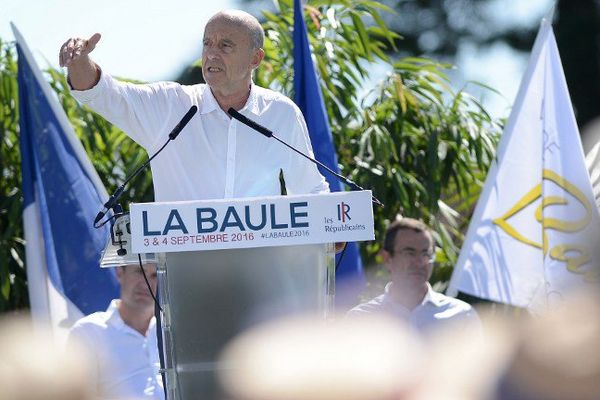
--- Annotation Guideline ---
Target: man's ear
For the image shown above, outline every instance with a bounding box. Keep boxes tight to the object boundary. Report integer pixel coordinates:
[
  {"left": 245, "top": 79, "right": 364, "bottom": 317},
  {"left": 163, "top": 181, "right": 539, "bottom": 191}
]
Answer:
[
  {"left": 380, "top": 249, "right": 393, "bottom": 272},
  {"left": 251, "top": 48, "right": 265, "bottom": 69}
]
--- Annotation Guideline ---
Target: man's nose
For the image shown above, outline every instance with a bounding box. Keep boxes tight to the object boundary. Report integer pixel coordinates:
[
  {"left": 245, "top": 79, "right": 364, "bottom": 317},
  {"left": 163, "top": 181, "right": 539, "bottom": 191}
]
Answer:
[
  {"left": 413, "top": 254, "right": 431, "bottom": 265},
  {"left": 203, "top": 46, "right": 219, "bottom": 60}
]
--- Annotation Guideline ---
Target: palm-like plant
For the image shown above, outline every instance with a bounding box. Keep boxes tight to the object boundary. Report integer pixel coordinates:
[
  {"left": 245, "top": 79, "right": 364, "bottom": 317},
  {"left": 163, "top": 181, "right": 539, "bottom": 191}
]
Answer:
[
  {"left": 0, "top": 39, "right": 28, "bottom": 310},
  {"left": 0, "top": 0, "right": 501, "bottom": 310},
  {"left": 256, "top": 0, "right": 501, "bottom": 286}
]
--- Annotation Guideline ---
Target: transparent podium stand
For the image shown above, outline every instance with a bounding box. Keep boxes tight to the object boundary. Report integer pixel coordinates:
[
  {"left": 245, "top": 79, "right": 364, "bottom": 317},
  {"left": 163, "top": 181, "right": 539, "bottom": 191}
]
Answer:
[
  {"left": 158, "top": 244, "right": 333, "bottom": 399},
  {"left": 129, "top": 191, "right": 374, "bottom": 400}
]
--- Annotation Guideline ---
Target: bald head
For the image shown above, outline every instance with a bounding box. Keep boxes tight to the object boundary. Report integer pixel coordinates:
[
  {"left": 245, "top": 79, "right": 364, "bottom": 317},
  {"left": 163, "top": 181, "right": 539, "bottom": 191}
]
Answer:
[{"left": 207, "top": 10, "right": 264, "bottom": 50}]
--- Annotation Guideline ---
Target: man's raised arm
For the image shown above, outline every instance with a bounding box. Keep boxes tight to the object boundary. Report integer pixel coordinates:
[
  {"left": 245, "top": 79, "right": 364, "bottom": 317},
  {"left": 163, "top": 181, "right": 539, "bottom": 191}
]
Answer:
[{"left": 59, "top": 33, "right": 102, "bottom": 90}]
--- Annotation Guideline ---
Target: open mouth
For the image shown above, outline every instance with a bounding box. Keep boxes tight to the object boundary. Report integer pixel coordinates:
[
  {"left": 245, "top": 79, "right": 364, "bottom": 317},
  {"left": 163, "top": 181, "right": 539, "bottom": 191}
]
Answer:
[{"left": 206, "top": 66, "right": 223, "bottom": 72}]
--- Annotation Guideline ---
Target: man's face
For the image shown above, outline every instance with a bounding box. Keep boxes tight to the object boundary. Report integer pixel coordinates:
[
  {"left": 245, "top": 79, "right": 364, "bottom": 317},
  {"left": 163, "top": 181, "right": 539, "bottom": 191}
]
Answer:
[
  {"left": 384, "top": 229, "right": 434, "bottom": 288},
  {"left": 116, "top": 264, "right": 157, "bottom": 310},
  {"left": 202, "top": 18, "right": 264, "bottom": 96}
]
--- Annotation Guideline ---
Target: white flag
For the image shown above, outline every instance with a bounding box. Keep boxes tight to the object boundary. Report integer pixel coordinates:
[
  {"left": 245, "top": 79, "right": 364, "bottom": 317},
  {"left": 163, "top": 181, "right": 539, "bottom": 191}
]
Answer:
[{"left": 447, "top": 20, "right": 600, "bottom": 309}]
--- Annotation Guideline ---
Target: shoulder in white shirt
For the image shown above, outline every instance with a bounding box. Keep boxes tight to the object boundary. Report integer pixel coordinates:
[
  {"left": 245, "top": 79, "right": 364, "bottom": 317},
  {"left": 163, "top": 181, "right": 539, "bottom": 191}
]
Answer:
[{"left": 71, "top": 72, "right": 329, "bottom": 201}]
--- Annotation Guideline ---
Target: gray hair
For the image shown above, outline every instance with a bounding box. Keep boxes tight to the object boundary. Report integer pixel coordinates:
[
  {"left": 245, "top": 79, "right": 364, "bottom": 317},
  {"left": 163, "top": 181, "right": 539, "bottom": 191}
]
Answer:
[{"left": 208, "top": 10, "right": 264, "bottom": 50}]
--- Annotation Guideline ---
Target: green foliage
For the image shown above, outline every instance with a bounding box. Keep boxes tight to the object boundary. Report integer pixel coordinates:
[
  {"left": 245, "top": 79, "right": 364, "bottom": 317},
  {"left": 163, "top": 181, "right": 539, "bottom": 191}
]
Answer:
[
  {"left": 0, "top": 0, "right": 501, "bottom": 310},
  {"left": 0, "top": 39, "right": 28, "bottom": 311},
  {"left": 256, "top": 0, "right": 501, "bottom": 286}
]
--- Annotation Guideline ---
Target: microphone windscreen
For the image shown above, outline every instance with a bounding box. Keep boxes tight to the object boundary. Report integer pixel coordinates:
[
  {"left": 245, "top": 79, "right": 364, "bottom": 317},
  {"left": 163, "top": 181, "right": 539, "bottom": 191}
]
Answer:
[
  {"left": 227, "top": 108, "right": 273, "bottom": 138},
  {"left": 169, "top": 105, "right": 198, "bottom": 140}
]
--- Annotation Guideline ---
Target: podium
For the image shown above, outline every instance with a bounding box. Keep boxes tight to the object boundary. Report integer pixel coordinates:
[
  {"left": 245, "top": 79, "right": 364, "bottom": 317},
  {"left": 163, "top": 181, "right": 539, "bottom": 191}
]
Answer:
[{"left": 129, "top": 191, "right": 374, "bottom": 400}]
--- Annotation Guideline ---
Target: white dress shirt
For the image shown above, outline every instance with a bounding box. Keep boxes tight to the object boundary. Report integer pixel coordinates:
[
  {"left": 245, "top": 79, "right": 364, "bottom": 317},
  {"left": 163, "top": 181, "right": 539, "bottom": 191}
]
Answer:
[
  {"left": 347, "top": 283, "right": 480, "bottom": 333},
  {"left": 71, "top": 72, "right": 329, "bottom": 201},
  {"left": 68, "top": 300, "right": 164, "bottom": 399}
]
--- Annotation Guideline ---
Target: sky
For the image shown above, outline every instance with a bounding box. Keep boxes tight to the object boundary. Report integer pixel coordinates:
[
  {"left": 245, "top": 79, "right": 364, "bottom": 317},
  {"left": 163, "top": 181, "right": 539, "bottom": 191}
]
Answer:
[
  {"left": 456, "top": 0, "right": 552, "bottom": 117},
  {"left": 2, "top": 0, "right": 237, "bottom": 81},
  {"left": 2, "top": 0, "right": 551, "bottom": 119}
]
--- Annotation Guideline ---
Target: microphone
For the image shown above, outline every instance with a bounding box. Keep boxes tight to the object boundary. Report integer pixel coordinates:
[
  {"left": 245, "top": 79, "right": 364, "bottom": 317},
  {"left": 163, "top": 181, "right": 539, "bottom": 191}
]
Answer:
[
  {"left": 93, "top": 105, "right": 198, "bottom": 227},
  {"left": 227, "top": 109, "right": 273, "bottom": 138},
  {"left": 169, "top": 105, "right": 198, "bottom": 140},
  {"left": 228, "top": 108, "right": 383, "bottom": 207}
]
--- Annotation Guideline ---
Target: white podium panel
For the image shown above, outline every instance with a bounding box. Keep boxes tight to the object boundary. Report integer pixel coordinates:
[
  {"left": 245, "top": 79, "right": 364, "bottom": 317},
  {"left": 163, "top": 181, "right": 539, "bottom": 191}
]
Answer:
[{"left": 130, "top": 191, "right": 374, "bottom": 253}]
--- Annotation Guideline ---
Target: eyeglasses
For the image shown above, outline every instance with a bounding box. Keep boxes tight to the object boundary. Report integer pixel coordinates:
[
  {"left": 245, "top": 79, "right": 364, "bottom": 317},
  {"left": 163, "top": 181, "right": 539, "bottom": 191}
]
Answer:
[{"left": 393, "top": 248, "right": 436, "bottom": 263}]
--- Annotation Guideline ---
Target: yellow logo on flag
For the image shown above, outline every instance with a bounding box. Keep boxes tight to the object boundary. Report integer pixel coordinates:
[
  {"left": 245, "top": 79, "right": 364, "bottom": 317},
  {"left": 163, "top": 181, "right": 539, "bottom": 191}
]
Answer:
[{"left": 493, "top": 169, "right": 595, "bottom": 280}]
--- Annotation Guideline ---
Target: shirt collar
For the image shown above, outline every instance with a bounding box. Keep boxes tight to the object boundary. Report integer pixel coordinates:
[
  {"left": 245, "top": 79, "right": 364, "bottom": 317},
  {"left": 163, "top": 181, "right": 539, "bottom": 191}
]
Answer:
[
  {"left": 240, "top": 83, "right": 260, "bottom": 116},
  {"left": 422, "top": 283, "right": 446, "bottom": 307},
  {"left": 384, "top": 282, "right": 445, "bottom": 308},
  {"left": 105, "top": 299, "right": 156, "bottom": 336},
  {"left": 105, "top": 299, "right": 126, "bottom": 329},
  {"left": 199, "top": 83, "right": 260, "bottom": 116},
  {"left": 199, "top": 86, "right": 219, "bottom": 115}
]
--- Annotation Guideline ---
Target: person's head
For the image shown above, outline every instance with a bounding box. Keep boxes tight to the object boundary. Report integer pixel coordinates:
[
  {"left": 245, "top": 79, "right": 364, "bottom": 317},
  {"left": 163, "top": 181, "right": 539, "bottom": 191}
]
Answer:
[
  {"left": 116, "top": 263, "right": 157, "bottom": 311},
  {"left": 0, "top": 316, "right": 94, "bottom": 400},
  {"left": 493, "top": 291, "right": 600, "bottom": 400},
  {"left": 202, "top": 10, "right": 265, "bottom": 97},
  {"left": 382, "top": 218, "right": 435, "bottom": 288},
  {"left": 218, "top": 314, "right": 425, "bottom": 400}
]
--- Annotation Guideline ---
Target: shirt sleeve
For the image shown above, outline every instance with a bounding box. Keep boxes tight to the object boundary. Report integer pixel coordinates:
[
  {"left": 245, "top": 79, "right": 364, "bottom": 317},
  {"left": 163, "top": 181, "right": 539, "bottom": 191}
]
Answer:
[
  {"left": 284, "top": 107, "right": 330, "bottom": 195},
  {"left": 70, "top": 70, "right": 197, "bottom": 153}
]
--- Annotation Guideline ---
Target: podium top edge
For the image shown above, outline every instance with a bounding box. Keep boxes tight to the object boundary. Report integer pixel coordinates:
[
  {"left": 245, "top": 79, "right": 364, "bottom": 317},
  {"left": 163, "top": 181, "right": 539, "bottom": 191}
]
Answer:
[{"left": 130, "top": 190, "right": 372, "bottom": 207}]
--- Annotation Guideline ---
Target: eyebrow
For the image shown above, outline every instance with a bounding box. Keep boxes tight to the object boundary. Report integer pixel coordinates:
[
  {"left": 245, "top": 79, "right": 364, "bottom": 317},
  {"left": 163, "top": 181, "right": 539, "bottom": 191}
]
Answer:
[
  {"left": 396, "top": 246, "right": 431, "bottom": 252},
  {"left": 398, "top": 246, "right": 419, "bottom": 251}
]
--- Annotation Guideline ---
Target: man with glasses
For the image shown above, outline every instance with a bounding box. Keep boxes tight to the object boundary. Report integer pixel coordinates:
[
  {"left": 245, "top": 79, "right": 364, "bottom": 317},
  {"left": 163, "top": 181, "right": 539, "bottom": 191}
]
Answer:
[{"left": 348, "top": 218, "right": 479, "bottom": 333}]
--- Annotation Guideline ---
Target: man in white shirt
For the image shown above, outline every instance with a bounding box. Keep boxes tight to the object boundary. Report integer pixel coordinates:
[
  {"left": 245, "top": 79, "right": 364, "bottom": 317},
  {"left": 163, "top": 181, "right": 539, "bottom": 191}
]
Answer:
[
  {"left": 347, "top": 218, "right": 479, "bottom": 333},
  {"left": 59, "top": 9, "right": 328, "bottom": 202},
  {"left": 68, "top": 263, "right": 164, "bottom": 399}
]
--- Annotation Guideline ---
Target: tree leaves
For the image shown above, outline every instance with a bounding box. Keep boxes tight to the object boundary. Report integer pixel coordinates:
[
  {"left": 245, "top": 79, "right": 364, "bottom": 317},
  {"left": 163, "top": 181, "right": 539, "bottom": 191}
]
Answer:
[
  {"left": 0, "top": 1, "right": 502, "bottom": 310},
  {"left": 256, "top": 0, "right": 501, "bottom": 278},
  {"left": 0, "top": 39, "right": 27, "bottom": 311}
]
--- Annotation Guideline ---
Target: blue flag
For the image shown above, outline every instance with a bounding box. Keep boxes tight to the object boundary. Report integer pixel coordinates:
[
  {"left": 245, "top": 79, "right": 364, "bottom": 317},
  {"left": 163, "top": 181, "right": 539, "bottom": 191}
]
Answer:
[
  {"left": 15, "top": 25, "right": 118, "bottom": 336},
  {"left": 292, "top": 0, "right": 365, "bottom": 289}
]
